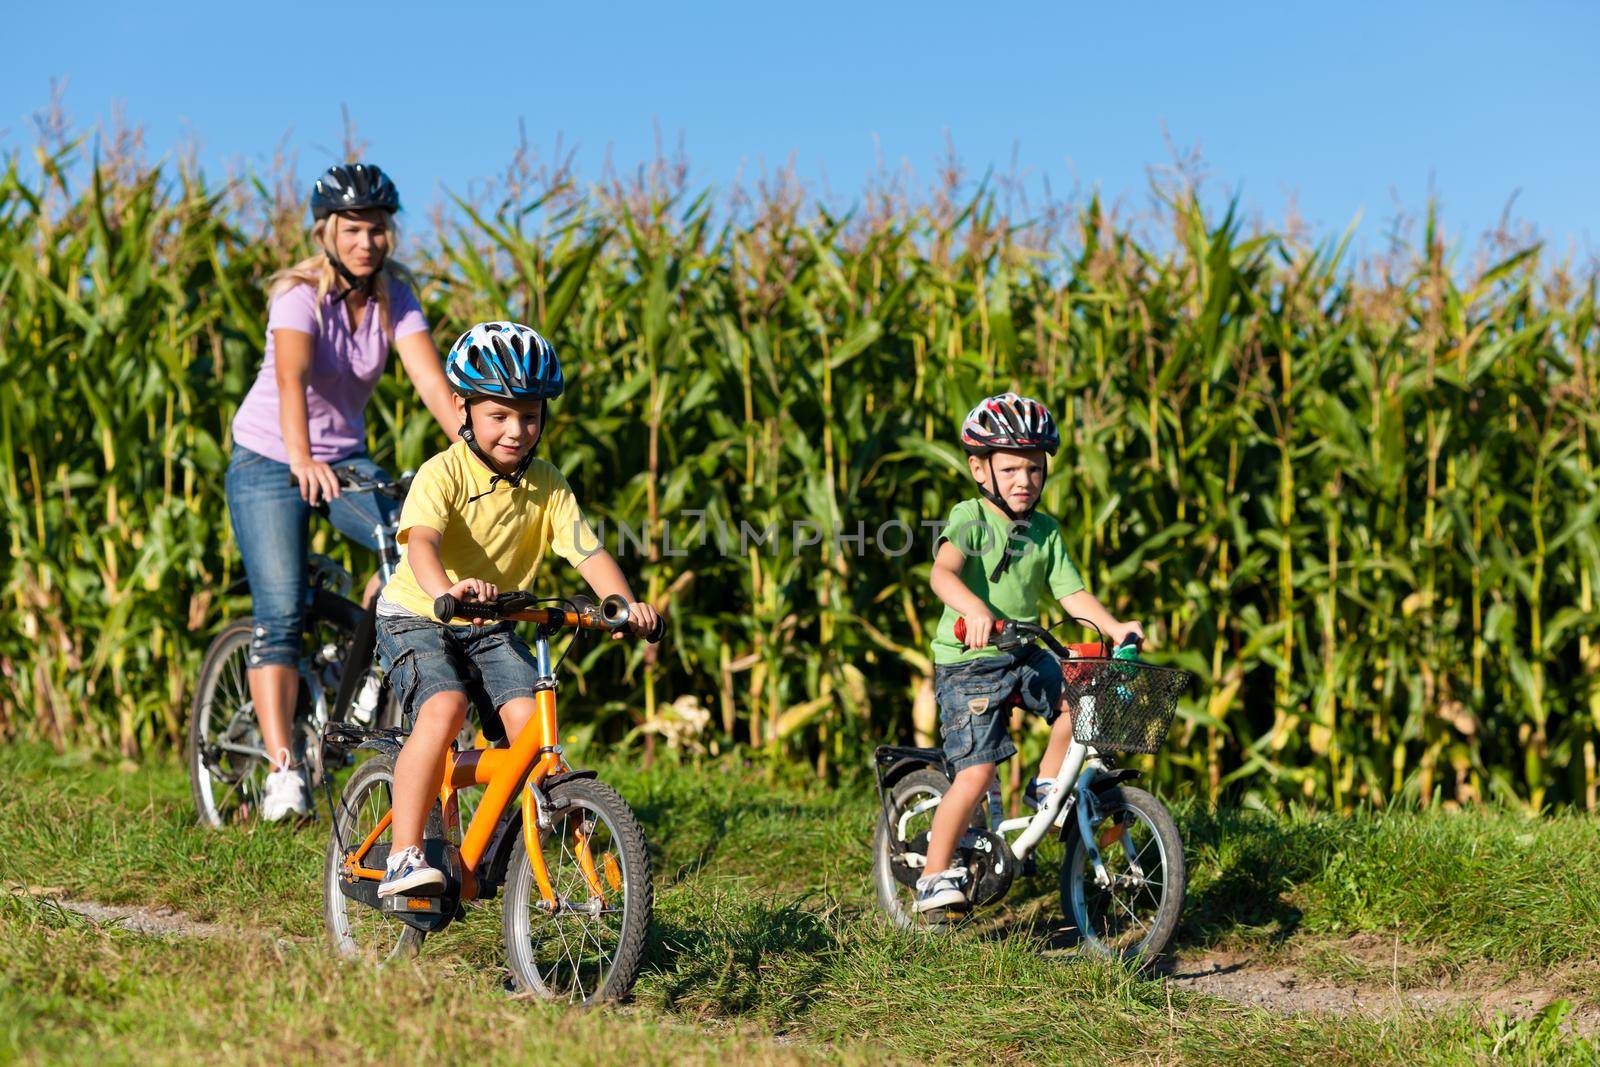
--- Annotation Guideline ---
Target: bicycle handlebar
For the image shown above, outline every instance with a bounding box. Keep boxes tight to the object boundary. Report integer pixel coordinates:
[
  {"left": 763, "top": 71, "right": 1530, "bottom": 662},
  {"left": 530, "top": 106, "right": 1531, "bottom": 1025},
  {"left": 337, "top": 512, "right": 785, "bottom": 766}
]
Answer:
[
  {"left": 432, "top": 590, "right": 667, "bottom": 644},
  {"left": 953, "top": 616, "right": 1140, "bottom": 659},
  {"left": 285, "top": 468, "right": 412, "bottom": 501}
]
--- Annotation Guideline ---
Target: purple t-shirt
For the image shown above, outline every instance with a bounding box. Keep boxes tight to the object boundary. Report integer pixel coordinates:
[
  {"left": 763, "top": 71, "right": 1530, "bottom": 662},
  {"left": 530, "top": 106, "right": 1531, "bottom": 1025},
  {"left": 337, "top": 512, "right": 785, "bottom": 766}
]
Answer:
[{"left": 231, "top": 280, "right": 429, "bottom": 463}]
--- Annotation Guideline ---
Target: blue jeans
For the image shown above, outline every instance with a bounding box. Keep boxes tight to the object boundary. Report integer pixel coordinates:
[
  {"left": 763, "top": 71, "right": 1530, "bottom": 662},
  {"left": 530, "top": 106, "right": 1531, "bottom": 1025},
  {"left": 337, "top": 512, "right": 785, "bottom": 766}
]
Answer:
[{"left": 225, "top": 445, "right": 399, "bottom": 668}]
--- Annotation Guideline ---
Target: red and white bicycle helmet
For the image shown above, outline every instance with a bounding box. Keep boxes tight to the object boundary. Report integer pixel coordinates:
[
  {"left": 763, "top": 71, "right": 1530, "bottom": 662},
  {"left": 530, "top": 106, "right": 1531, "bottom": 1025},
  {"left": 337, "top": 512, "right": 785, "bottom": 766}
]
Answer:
[{"left": 960, "top": 392, "right": 1060, "bottom": 456}]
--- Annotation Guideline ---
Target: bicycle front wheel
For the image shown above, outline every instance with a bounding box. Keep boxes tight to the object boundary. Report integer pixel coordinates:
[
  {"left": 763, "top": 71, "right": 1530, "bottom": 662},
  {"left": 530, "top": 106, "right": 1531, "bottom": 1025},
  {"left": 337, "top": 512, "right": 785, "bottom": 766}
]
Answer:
[
  {"left": 502, "top": 777, "right": 652, "bottom": 1004},
  {"left": 1059, "top": 785, "right": 1185, "bottom": 965}
]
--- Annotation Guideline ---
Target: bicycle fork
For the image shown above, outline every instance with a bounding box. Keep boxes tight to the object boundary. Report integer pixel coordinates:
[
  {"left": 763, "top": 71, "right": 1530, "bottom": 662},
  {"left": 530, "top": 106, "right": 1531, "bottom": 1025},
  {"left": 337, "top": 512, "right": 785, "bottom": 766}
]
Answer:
[
  {"left": 1005, "top": 744, "right": 1135, "bottom": 890},
  {"left": 509, "top": 637, "right": 609, "bottom": 913}
]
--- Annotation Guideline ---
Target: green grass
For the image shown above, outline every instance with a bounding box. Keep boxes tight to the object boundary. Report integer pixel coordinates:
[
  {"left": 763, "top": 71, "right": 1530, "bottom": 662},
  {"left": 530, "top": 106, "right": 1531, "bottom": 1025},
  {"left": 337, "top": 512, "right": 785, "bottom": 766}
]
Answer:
[
  {"left": 2, "top": 744, "right": 1597, "bottom": 1064},
  {"left": 1178, "top": 802, "right": 1600, "bottom": 968}
]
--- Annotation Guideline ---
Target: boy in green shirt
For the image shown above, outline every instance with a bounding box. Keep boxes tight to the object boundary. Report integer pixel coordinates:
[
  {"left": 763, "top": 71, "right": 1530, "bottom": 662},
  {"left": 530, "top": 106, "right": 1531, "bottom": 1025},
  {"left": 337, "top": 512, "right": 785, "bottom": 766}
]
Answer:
[{"left": 917, "top": 393, "right": 1144, "bottom": 915}]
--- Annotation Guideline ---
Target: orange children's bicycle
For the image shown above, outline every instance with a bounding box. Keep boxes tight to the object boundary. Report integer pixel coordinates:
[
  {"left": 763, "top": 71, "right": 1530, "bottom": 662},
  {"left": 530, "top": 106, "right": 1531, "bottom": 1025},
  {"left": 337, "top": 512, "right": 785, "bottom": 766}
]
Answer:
[{"left": 320, "top": 591, "right": 663, "bottom": 1005}]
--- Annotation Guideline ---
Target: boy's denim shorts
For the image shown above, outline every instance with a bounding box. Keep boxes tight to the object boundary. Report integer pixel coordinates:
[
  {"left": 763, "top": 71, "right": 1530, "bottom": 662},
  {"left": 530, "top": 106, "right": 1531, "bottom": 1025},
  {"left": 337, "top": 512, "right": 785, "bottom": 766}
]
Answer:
[
  {"left": 933, "top": 647, "right": 1065, "bottom": 773},
  {"left": 375, "top": 615, "right": 540, "bottom": 722}
]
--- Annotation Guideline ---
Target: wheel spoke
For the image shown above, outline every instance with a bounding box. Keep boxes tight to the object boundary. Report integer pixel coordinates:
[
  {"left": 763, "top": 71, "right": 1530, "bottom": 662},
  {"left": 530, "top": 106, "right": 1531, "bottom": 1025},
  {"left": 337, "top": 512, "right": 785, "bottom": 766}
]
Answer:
[
  {"left": 520, "top": 800, "right": 628, "bottom": 1001},
  {"left": 1064, "top": 796, "right": 1179, "bottom": 958},
  {"left": 1127, "top": 829, "right": 1159, "bottom": 870},
  {"left": 1111, "top": 890, "right": 1148, "bottom": 932},
  {"left": 551, "top": 919, "right": 580, "bottom": 999}
]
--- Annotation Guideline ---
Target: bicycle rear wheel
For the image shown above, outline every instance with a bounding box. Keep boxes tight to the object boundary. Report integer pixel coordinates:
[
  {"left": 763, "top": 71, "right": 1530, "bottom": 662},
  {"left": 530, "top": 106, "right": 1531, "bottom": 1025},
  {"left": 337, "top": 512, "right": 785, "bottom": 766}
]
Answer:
[
  {"left": 323, "top": 753, "right": 424, "bottom": 963},
  {"left": 871, "top": 768, "right": 984, "bottom": 929},
  {"left": 502, "top": 777, "right": 652, "bottom": 1004},
  {"left": 1059, "top": 785, "right": 1185, "bottom": 965},
  {"left": 188, "top": 620, "right": 270, "bottom": 827}
]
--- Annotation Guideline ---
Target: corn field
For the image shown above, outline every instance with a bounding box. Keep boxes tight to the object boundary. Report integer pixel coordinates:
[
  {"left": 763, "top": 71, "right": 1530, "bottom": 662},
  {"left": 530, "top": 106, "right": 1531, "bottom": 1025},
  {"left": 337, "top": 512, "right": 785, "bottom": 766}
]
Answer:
[{"left": 4, "top": 133, "right": 1599, "bottom": 810}]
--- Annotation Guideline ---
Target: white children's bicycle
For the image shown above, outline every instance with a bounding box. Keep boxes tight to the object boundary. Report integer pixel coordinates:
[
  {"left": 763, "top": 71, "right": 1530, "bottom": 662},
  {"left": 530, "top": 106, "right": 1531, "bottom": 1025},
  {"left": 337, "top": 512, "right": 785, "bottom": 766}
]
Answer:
[{"left": 871, "top": 618, "right": 1194, "bottom": 964}]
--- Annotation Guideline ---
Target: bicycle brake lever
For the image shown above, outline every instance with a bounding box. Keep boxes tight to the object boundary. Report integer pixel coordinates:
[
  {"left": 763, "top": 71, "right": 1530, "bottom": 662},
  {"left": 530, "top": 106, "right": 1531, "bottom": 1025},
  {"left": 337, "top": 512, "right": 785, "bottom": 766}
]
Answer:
[
  {"left": 992, "top": 625, "right": 1024, "bottom": 651},
  {"left": 495, "top": 590, "right": 539, "bottom": 614}
]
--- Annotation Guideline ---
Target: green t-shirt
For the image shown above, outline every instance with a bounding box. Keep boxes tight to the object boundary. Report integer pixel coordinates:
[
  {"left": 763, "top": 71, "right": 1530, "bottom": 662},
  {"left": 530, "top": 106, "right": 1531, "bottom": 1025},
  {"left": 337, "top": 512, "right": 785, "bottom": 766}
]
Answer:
[{"left": 931, "top": 498, "right": 1087, "bottom": 665}]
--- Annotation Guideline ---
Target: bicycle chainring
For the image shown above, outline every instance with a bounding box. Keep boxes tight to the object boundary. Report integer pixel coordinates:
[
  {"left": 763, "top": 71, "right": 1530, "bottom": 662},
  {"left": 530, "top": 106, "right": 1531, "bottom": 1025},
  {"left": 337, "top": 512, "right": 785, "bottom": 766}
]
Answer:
[{"left": 957, "top": 828, "right": 1016, "bottom": 908}]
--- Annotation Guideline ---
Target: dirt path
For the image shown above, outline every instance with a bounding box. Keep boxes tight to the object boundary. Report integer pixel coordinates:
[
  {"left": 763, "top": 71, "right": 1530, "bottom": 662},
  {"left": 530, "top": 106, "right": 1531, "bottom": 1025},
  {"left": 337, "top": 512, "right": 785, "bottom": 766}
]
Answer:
[
  {"left": 11, "top": 884, "right": 297, "bottom": 944},
  {"left": 39, "top": 896, "right": 234, "bottom": 938},
  {"left": 1168, "top": 948, "right": 1598, "bottom": 1036},
  {"left": 15, "top": 886, "right": 1595, "bottom": 1035}
]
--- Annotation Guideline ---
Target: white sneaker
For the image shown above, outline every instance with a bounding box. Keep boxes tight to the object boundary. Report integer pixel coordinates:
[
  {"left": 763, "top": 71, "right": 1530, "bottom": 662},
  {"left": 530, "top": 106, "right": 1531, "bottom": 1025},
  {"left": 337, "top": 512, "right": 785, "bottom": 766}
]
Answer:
[
  {"left": 261, "top": 768, "right": 310, "bottom": 822},
  {"left": 1023, "top": 777, "right": 1058, "bottom": 811},
  {"left": 378, "top": 845, "right": 446, "bottom": 898},
  {"left": 914, "top": 866, "right": 970, "bottom": 913}
]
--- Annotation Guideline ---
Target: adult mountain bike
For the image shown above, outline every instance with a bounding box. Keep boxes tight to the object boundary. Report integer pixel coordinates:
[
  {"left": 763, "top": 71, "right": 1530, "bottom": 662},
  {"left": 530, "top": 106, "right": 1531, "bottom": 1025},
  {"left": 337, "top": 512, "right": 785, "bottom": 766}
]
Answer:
[
  {"left": 186, "top": 467, "right": 410, "bottom": 827},
  {"left": 872, "top": 618, "right": 1194, "bottom": 965},
  {"left": 322, "top": 591, "right": 663, "bottom": 1005}
]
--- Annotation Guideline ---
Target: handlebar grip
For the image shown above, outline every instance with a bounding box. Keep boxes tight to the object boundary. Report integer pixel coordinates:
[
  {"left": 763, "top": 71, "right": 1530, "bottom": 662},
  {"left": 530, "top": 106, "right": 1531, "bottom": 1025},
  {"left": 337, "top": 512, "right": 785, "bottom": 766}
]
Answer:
[
  {"left": 645, "top": 614, "right": 667, "bottom": 644},
  {"left": 433, "top": 594, "right": 504, "bottom": 622},
  {"left": 952, "top": 618, "right": 1004, "bottom": 642}
]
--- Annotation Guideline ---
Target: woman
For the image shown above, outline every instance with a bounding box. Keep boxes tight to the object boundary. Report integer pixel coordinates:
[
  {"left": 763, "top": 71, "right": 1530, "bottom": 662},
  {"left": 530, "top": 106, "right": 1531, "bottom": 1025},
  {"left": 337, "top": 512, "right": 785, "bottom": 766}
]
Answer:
[{"left": 227, "top": 163, "right": 458, "bottom": 821}]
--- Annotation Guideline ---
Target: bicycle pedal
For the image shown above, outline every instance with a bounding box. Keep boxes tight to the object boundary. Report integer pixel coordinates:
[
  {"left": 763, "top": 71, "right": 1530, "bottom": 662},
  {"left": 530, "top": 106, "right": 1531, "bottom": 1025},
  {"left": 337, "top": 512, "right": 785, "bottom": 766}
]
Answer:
[
  {"left": 1021, "top": 856, "right": 1038, "bottom": 878},
  {"left": 919, "top": 904, "right": 968, "bottom": 925},
  {"left": 381, "top": 893, "right": 444, "bottom": 916}
]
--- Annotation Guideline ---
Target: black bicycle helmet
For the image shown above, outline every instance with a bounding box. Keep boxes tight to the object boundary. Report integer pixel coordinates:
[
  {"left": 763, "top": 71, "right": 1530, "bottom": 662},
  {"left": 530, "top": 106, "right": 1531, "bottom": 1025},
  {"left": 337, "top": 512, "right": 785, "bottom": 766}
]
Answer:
[{"left": 310, "top": 163, "right": 400, "bottom": 220}]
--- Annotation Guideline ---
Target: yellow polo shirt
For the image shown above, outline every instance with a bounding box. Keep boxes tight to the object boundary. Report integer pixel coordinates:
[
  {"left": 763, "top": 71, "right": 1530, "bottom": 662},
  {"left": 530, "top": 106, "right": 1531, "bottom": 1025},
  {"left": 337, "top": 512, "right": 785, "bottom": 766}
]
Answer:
[{"left": 381, "top": 441, "right": 600, "bottom": 620}]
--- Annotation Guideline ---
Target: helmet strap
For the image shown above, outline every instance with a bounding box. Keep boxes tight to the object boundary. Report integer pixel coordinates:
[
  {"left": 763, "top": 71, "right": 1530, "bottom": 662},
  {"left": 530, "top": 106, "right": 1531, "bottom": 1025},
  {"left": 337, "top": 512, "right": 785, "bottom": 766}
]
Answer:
[
  {"left": 981, "top": 453, "right": 1048, "bottom": 582},
  {"left": 324, "top": 225, "right": 385, "bottom": 304},
  {"left": 461, "top": 398, "right": 547, "bottom": 503}
]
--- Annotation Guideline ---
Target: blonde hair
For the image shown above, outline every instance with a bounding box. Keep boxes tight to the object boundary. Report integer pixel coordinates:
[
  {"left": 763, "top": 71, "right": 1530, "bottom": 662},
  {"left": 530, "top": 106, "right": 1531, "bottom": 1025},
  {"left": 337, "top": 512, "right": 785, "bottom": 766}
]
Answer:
[{"left": 267, "top": 213, "right": 419, "bottom": 338}]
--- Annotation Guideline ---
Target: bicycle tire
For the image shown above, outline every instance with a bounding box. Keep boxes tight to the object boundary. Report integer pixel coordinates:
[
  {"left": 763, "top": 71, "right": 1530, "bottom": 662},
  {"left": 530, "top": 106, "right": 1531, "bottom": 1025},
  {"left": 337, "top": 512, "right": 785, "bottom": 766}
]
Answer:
[
  {"left": 502, "top": 777, "right": 652, "bottom": 1004},
  {"left": 1058, "top": 785, "right": 1185, "bottom": 966},
  {"left": 871, "top": 767, "right": 984, "bottom": 929},
  {"left": 189, "top": 587, "right": 379, "bottom": 828},
  {"left": 323, "top": 752, "right": 425, "bottom": 963},
  {"left": 187, "top": 619, "right": 272, "bottom": 828}
]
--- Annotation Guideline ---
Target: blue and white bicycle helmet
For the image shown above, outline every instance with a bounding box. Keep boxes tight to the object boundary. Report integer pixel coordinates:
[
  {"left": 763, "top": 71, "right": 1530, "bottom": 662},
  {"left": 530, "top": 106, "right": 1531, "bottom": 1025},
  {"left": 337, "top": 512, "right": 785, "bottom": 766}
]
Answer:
[
  {"left": 445, "top": 321, "right": 564, "bottom": 401},
  {"left": 446, "top": 322, "right": 564, "bottom": 492}
]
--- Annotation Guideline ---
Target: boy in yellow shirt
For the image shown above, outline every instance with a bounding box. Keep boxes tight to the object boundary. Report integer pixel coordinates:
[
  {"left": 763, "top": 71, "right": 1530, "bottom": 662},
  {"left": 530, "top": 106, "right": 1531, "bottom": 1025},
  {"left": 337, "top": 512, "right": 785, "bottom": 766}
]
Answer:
[{"left": 373, "top": 321, "right": 659, "bottom": 898}]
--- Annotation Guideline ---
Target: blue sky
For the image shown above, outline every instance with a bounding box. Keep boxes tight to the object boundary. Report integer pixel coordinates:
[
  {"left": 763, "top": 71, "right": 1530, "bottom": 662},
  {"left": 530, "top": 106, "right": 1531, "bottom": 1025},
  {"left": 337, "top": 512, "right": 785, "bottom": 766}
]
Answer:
[{"left": 5, "top": 0, "right": 1597, "bottom": 260}]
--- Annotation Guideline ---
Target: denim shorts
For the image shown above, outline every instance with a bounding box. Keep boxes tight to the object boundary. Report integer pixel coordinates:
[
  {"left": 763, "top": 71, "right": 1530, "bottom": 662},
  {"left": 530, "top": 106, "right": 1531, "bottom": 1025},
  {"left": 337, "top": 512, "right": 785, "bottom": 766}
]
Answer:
[
  {"left": 933, "top": 646, "right": 1065, "bottom": 773},
  {"left": 374, "top": 614, "right": 540, "bottom": 723},
  {"left": 224, "top": 445, "right": 400, "bottom": 668}
]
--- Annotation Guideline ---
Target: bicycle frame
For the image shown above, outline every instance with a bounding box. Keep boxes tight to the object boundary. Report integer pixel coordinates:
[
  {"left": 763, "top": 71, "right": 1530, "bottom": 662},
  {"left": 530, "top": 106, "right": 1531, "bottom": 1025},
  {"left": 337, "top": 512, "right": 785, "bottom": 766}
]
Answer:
[
  {"left": 337, "top": 607, "right": 610, "bottom": 909},
  {"left": 324, "top": 509, "right": 404, "bottom": 727},
  {"left": 887, "top": 741, "right": 1140, "bottom": 894}
]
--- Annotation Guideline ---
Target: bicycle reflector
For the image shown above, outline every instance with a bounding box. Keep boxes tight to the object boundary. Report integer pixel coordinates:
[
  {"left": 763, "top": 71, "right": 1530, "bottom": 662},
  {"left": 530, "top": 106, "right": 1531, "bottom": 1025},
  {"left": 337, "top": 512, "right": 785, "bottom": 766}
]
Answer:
[{"left": 603, "top": 852, "right": 623, "bottom": 892}]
